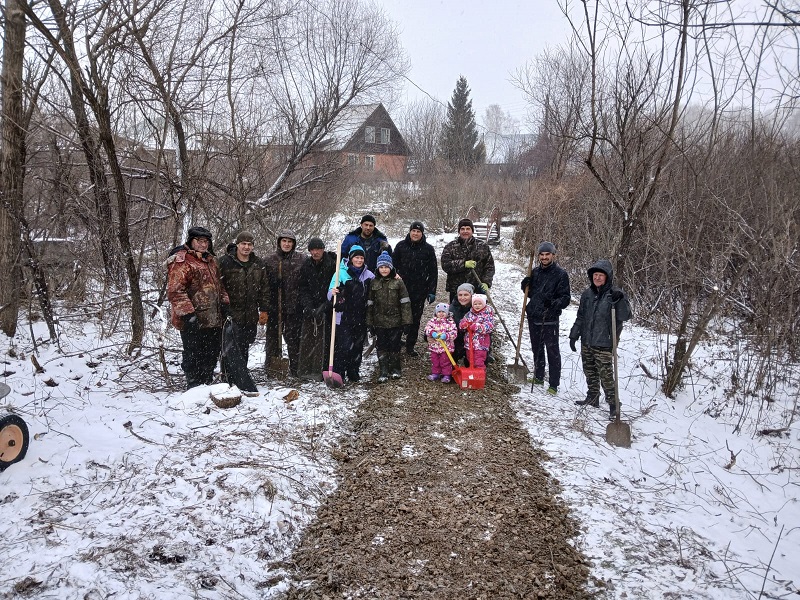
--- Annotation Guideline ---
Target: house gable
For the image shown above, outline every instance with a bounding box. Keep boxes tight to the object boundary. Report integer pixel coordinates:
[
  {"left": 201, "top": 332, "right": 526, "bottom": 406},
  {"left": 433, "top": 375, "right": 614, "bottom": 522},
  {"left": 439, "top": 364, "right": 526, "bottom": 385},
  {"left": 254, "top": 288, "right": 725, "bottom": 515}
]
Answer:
[{"left": 339, "top": 104, "right": 410, "bottom": 157}]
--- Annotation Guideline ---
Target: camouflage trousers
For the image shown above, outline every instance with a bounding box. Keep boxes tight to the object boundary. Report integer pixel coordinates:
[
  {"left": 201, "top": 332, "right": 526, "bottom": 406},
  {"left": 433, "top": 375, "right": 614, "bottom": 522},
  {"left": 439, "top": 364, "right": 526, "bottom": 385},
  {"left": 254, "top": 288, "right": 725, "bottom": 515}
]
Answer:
[{"left": 580, "top": 345, "right": 616, "bottom": 405}]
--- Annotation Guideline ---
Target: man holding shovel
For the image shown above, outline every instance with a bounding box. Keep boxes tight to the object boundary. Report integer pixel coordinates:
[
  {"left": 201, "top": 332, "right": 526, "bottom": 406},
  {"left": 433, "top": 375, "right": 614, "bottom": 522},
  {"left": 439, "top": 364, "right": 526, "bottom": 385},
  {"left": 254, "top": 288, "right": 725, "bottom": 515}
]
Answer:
[
  {"left": 569, "top": 259, "right": 632, "bottom": 420},
  {"left": 520, "top": 242, "right": 571, "bottom": 395}
]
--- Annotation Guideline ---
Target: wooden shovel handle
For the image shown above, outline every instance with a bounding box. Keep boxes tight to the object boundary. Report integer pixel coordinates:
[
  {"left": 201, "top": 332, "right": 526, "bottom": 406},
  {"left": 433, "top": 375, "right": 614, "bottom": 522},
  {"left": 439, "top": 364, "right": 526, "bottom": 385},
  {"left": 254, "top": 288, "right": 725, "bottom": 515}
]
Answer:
[
  {"left": 514, "top": 254, "right": 535, "bottom": 366},
  {"left": 327, "top": 244, "right": 342, "bottom": 368}
]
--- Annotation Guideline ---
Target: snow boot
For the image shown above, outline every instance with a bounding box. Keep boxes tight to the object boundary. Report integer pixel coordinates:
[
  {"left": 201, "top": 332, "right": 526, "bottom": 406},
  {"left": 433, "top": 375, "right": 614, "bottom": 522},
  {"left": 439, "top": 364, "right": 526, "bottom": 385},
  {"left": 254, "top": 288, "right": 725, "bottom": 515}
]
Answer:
[
  {"left": 390, "top": 353, "right": 402, "bottom": 379},
  {"left": 377, "top": 355, "right": 390, "bottom": 384},
  {"left": 575, "top": 393, "right": 600, "bottom": 408},
  {"left": 427, "top": 374, "right": 441, "bottom": 382},
  {"left": 546, "top": 386, "right": 558, "bottom": 396}
]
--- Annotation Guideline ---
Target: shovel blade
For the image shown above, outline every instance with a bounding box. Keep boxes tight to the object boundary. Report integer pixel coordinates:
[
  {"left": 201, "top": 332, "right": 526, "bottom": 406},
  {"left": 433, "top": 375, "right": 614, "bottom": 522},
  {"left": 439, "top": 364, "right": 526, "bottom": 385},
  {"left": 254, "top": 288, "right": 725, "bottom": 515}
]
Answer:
[
  {"left": 507, "top": 363, "right": 529, "bottom": 384},
  {"left": 269, "top": 357, "right": 290, "bottom": 378},
  {"left": 323, "top": 368, "right": 344, "bottom": 389},
  {"left": 606, "top": 420, "right": 632, "bottom": 448}
]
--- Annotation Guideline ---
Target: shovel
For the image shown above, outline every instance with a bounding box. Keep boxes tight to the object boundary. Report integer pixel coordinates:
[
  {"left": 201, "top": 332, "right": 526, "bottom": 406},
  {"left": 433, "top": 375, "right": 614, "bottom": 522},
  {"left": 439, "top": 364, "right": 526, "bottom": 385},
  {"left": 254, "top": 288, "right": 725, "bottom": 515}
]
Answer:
[
  {"left": 438, "top": 336, "right": 484, "bottom": 390},
  {"left": 269, "top": 286, "right": 290, "bottom": 378},
  {"left": 509, "top": 254, "right": 534, "bottom": 383},
  {"left": 606, "top": 306, "right": 631, "bottom": 448},
  {"left": 323, "top": 246, "right": 344, "bottom": 388}
]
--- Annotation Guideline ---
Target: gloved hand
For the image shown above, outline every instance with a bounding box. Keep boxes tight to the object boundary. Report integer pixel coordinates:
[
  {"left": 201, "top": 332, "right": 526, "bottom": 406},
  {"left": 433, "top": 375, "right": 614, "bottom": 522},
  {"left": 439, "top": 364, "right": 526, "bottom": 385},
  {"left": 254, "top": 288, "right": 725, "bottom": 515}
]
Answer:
[
  {"left": 569, "top": 338, "right": 577, "bottom": 352},
  {"left": 313, "top": 303, "right": 329, "bottom": 319},
  {"left": 464, "top": 260, "right": 477, "bottom": 269},
  {"left": 521, "top": 276, "right": 531, "bottom": 292},
  {"left": 611, "top": 288, "right": 624, "bottom": 302},
  {"left": 427, "top": 293, "right": 436, "bottom": 304},
  {"left": 220, "top": 304, "right": 231, "bottom": 319},
  {"left": 542, "top": 297, "right": 552, "bottom": 309},
  {"left": 258, "top": 311, "right": 269, "bottom": 326},
  {"left": 459, "top": 320, "right": 469, "bottom": 330},
  {"left": 431, "top": 332, "right": 440, "bottom": 340},
  {"left": 469, "top": 323, "right": 478, "bottom": 332},
  {"left": 481, "top": 283, "right": 490, "bottom": 293},
  {"left": 182, "top": 313, "right": 198, "bottom": 330}
]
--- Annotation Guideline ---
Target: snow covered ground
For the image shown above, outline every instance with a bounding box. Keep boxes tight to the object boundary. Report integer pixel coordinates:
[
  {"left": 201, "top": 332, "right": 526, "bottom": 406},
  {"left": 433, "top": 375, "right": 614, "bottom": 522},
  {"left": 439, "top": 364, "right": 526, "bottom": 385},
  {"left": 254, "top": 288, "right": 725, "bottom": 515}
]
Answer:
[{"left": 1, "top": 229, "right": 797, "bottom": 599}]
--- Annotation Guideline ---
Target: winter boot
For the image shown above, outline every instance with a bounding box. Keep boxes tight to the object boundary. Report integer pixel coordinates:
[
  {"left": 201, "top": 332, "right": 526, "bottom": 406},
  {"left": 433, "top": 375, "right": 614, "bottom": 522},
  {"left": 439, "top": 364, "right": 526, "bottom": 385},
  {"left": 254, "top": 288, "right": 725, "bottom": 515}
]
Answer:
[
  {"left": 608, "top": 401, "right": 619, "bottom": 421},
  {"left": 390, "top": 353, "right": 402, "bottom": 379},
  {"left": 427, "top": 374, "right": 441, "bottom": 382},
  {"left": 377, "top": 355, "right": 390, "bottom": 384},
  {"left": 546, "top": 386, "right": 558, "bottom": 396},
  {"left": 575, "top": 393, "right": 600, "bottom": 408},
  {"left": 531, "top": 377, "right": 544, "bottom": 386}
]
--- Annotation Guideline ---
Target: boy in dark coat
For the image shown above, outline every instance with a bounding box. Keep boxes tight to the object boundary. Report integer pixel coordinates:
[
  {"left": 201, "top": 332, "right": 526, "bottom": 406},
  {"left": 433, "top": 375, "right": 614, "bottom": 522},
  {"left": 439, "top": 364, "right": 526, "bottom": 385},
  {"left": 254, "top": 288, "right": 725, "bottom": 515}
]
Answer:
[
  {"left": 393, "top": 221, "right": 438, "bottom": 356},
  {"left": 367, "top": 251, "right": 413, "bottom": 382},
  {"left": 520, "top": 241, "right": 571, "bottom": 395},
  {"left": 569, "top": 259, "right": 633, "bottom": 420}
]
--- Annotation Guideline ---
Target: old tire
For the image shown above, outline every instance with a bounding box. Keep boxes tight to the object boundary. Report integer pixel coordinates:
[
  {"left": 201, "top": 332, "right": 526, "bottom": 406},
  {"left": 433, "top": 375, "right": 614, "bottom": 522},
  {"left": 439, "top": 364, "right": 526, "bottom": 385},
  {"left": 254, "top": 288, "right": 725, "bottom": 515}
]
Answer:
[{"left": 0, "top": 414, "right": 29, "bottom": 472}]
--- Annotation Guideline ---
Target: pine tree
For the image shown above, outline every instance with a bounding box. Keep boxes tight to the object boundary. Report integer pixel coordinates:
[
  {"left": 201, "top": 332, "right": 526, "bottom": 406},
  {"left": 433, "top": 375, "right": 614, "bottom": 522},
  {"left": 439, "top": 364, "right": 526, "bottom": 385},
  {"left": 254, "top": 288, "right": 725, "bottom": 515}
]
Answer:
[{"left": 439, "top": 76, "right": 485, "bottom": 171}]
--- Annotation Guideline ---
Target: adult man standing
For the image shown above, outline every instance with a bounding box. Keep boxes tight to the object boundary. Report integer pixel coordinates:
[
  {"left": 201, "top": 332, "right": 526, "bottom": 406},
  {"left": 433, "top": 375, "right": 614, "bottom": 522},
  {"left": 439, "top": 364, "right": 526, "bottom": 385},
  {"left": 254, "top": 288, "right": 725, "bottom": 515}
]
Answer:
[
  {"left": 297, "top": 237, "right": 337, "bottom": 381},
  {"left": 167, "top": 226, "right": 230, "bottom": 389},
  {"left": 520, "top": 242, "right": 571, "bottom": 395},
  {"left": 264, "top": 230, "right": 305, "bottom": 377},
  {"left": 441, "top": 218, "right": 495, "bottom": 302},
  {"left": 569, "top": 259, "right": 633, "bottom": 420},
  {"left": 393, "top": 221, "right": 438, "bottom": 356},
  {"left": 341, "top": 214, "right": 392, "bottom": 273},
  {"left": 218, "top": 232, "right": 270, "bottom": 385}
]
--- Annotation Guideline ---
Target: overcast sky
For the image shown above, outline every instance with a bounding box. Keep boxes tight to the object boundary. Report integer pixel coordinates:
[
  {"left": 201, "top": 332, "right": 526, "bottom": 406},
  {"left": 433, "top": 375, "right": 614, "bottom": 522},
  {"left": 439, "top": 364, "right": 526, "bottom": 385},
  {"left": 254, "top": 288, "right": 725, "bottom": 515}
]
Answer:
[{"left": 375, "top": 0, "right": 574, "bottom": 133}]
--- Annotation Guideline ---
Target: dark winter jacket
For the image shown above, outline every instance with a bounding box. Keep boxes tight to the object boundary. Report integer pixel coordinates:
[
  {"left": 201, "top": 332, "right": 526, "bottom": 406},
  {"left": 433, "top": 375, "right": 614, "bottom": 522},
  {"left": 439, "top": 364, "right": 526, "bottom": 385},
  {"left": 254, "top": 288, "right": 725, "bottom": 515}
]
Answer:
[
  {"left": 328, "top": 262, "right": 374, "bottom": 329},
  {"left": 264, "top": 238, "right": 305, "bottom": 315},
  {"left": 218, "top": 249, "right": 269, "bottom": 326},
  {"left": 441, "top": 235, "right": 495, "bottom": 293},
  {"left": 523, "top": 263, "right": 571, "bottom": 324},
  {"left": 366, "top": 270, "right": 413, "bottom": 329},
  {"left": 393, "top": 233, "right": 438, "bottom": 299},
  {"left": 167, "top": 247, "right": 230, "bottom": 330},
  {"left": 569, "top": 260, "right": 632, "bottom": 349},
  {"left": 341, "top": 227, "right": 392, "bottom": 273},
  {"left": 298, "top": 251, "right": 337, "bottom": 314}
]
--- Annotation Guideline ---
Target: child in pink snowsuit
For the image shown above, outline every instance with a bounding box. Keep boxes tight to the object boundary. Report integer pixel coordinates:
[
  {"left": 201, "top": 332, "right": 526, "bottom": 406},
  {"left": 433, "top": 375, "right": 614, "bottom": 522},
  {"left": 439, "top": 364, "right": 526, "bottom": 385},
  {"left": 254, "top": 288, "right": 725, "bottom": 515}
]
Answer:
[
  {"left": 425, "top": 303, "right": 458, "bottom": 383},
  {"left": 458, "top": 294, "right": 495, "bottom": 369}
]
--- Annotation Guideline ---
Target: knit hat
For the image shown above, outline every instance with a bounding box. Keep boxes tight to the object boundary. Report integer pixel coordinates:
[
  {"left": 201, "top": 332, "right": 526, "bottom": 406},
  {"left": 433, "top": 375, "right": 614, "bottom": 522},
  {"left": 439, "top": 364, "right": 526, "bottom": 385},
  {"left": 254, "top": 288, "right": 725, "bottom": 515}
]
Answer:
[
  {"left": 307, "top": 237, "right": 325, "bottom": 250},
  {"left": 410, "top": 221, "right": 424, "bottom": 233},
  {"left": 538, "top": 241, "right": 556, "bottom": 254},
  {"left": 457, "top": 218, "right": 474, "bottom": 232},
  {"left": 236, "top": 231, "right": 255, "bottom": 244},
  {"left": 457, "top": 282, "right": 474, "bottom": 294},
  {"left": 348, "top": 245, "right": 365, "bottom": 259},
  {"left": 472, "top": 294, "right": 487, "bottom": 307},
  {"left": 361, "top": 214, "right": 376, "bottom": 225},
  {"left": 376, "top": 251, "right": 393, "bottom": 269},
  {"left": 435, "top": 302, "right": 449, "bottom": 315}
]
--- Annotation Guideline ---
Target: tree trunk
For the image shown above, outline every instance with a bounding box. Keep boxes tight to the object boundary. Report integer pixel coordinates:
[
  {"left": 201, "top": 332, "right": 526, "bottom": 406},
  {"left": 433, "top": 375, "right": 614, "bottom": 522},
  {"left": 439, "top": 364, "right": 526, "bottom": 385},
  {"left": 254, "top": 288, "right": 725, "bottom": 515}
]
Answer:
[{"left": 0, "top": 0, "right": 26, "bottom": 337}]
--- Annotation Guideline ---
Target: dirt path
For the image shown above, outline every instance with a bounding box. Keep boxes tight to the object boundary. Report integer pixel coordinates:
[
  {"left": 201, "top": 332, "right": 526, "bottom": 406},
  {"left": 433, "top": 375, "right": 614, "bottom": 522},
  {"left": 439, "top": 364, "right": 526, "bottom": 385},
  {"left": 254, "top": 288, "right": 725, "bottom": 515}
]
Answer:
[{"left": 281, "top": 351, "right": 591, "bottom": 599}]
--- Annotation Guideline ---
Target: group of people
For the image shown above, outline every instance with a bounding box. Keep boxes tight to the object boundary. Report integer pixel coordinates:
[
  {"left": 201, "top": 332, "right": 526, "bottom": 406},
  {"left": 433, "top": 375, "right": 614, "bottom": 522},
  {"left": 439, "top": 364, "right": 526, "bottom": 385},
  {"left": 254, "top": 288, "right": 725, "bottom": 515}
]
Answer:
[{"left": 166, "top": 216, "right": 632, "bottom": 420}]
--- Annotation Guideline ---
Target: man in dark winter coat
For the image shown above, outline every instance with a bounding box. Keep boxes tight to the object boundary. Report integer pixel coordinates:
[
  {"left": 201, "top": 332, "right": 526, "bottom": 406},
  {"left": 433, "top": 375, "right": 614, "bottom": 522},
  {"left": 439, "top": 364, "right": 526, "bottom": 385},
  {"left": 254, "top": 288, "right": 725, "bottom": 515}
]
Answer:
[
  {"left": 264, "top": 230, "right": 305, "bottom": 377},
  {"left": 441, "top": 218, "right": 495, "bottom": 302},
  {"left": 393, "top": 221, "right": 438, "bottom": 356},
  {"left": 569, "top": 259, "right": 632, "bottom": 420},
  {"left": 167, "top": 226, "right": 231, "bottom": 389},
  {"left": 521, "top": 241, "right": 571, "bottom": 395},
  {"left": 297, "top": 238, "right": 337, "bottom": 381},
  {"left": 218, "top": 231, "right": 270, "bottom": 377},
  {"left": 340, "top": 214, "right": 392, "bottom": 273}
]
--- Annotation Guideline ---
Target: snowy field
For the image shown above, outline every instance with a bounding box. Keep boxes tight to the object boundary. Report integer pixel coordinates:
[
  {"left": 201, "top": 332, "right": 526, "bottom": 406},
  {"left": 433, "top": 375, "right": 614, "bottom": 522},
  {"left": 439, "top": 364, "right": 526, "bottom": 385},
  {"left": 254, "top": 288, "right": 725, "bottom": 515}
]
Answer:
[{"left": 1, "top": 230, "right": 797, "bottom": 599}]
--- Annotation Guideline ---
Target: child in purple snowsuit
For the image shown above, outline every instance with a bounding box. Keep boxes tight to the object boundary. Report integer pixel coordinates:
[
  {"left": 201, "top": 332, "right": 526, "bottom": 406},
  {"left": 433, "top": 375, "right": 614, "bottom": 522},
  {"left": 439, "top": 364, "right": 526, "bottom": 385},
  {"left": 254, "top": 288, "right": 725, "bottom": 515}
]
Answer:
[
  {"left": 458, "top": 294, "right": 495, "bottom": 369},
  {"left": 425, "top": 302, "right": 458, "bottom": 383}
]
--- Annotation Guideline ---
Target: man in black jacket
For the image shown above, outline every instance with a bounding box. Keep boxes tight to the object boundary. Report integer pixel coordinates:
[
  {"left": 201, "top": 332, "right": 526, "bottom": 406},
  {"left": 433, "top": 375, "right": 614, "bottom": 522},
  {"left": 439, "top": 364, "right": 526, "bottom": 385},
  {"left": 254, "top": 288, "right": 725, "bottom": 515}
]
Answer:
[
  {"left": 297, "top": 238, "right": 337, "bottom": 380},
  {"left": 521, "top": 242, "right": 571, "bottom": 395},
  {"left": 393, "top": 221, "right": 438, "bottom": 356}
]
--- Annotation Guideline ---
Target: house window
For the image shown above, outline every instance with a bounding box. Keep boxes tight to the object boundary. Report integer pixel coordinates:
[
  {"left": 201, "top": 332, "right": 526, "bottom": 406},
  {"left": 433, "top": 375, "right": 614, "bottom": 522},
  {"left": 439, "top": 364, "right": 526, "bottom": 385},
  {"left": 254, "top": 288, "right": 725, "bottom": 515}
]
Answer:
[
  {"left": 380, "top": 128, "right": 390, "bottom": 144},
  {"left": 364, "top": 155, "right": 375, "bottom": 170},
  {"left": 347, "top": 153, "right": 358, "bottom": 167},
  {"left": 365, "top": 126, "right": 375, "bottom": 143}
]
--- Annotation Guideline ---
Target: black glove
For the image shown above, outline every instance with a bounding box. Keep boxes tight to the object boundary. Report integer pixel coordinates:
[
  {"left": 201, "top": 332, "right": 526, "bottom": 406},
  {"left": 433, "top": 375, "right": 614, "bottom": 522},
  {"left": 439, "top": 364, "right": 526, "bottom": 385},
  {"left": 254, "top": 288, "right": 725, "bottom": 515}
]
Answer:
[
  {"left": 611, "top": 288, "right": 624, "bottom": 302},
  {"left": 220, "top": 304, "right": 231, "bottom": 319},
  {"left": 542, "top": 297, "right": 552, "bottom": 309},
  {"left": 313, "top": 302, "right": 329, "bottom": 318},
  {"left": 182, "top": 313, "right": 198, "bottom": 329},
  {"left": 521, "top": 276, "right": 531, "bottom": 292},
  {"left": 569, "top": 338, "right": 577, "bottom": 352}
]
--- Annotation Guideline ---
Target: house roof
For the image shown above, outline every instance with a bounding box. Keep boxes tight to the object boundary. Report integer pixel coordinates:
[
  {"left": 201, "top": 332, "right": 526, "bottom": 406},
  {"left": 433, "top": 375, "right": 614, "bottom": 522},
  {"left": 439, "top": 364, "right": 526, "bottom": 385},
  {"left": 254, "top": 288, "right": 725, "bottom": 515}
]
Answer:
[{"left": 324, "top": 103, "right": 381, "bottom": 151}]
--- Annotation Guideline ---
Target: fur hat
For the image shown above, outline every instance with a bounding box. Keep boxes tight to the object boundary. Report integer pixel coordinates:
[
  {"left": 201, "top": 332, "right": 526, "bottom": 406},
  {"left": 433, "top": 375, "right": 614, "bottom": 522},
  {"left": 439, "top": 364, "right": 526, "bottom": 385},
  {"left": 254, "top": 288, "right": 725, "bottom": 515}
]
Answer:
[
  {"left": 457, "top": 282, "right": 474, "bottom": 295},
  {"left": 348, "top": 245, "right": 365, "bottom": 259},
  {"left": 361, "top": 214, "right": 376, "bottom": 225},
  {"left": 236, "top": 231, "right": 255, "bottom": 244},
  {"left": 186, "top": 226, "right": 214, "bottom": 253},
  {"left": 434, "top": 302, "right": 449, "bottom": 315},
  {"left": 307, "top": 237, "right": 325, "bottom": 250},
  {"left": 410, "top": 221, "right": 425, "bottom": 233},
  {"left": 538, "top": 241, "right": 556, "bottom": 254},
  {"left": 472, "top": 294, "right": 487, "bottom": 307},
  {"left": 457, "top": 218, "right": 474, "bottom": 232},
  {"left": 376, "top": 251, "right": 393, "bottom": 269}
]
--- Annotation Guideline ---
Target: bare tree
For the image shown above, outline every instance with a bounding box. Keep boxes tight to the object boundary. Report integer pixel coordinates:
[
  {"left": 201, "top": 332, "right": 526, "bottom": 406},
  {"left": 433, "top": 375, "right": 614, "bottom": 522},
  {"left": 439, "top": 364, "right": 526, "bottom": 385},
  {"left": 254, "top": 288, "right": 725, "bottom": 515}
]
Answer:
[{"left": 397, "top": 98, "right": 445, "bottom": 178}]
